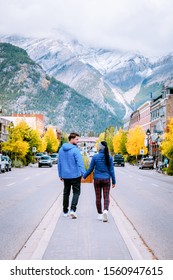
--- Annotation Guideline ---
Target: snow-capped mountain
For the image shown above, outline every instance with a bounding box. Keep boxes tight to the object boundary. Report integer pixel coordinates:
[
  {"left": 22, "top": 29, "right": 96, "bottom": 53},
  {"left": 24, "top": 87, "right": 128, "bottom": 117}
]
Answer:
[
  {"left": 1, "top": 33, "right": 173, "bottom": 120},
  {"left": 0, "top": 43, "right": 121, "bottom": 134}
]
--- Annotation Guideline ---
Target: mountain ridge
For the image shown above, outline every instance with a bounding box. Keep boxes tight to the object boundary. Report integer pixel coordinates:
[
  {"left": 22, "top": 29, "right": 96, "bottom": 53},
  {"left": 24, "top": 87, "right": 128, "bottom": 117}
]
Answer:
[
  {"left": 0, "top": 42, "right": 121, "bottom": 134},
  {"left": 1, "top": 33, "right": 173, "bottom": 121}
]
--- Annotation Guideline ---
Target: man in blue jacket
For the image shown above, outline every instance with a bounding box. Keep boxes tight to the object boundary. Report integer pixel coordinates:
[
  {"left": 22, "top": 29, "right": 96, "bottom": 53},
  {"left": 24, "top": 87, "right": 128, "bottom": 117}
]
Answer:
[{"left": 58, "top": 132, "right": 86, "bottom": 219}]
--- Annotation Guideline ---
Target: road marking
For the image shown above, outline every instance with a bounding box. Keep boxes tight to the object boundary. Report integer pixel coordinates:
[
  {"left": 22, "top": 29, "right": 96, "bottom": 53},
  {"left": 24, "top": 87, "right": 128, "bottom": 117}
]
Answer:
[
  {"left": 1, "top": 176, "right": 15, "bottom": 179},
  {"left": 152, "top": 183, "right": 159, "bottom": 187},
  {"left": 24, "top": 177, "right": 30, "bottom": 180},
  {"left": 6, "top": 182, "right": 15, "bottom": 187},
  {"left": 138, "top": 178, "right": 143, "bottom": 181},
  {"left": 110, "top": 197, "right": 156, "bottom": 260},
  {"left": 15, "top": 192, "right": 63, "bottom": 260}
]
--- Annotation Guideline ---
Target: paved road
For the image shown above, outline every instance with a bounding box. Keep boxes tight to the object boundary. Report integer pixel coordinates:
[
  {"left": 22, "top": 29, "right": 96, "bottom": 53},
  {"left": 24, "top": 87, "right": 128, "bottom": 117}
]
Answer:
[
  {"left": 111, "top": 164, "right": 173, "bottom": 259},
  {"left": 0, "top": 164, "right": 61, "bottom": 259},
  {"left": 0, "top": 163, "right": 173, "bottom": 260}
]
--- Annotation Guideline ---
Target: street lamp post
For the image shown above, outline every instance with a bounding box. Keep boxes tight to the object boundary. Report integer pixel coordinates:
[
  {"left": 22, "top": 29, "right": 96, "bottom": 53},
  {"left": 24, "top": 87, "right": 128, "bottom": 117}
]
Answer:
[{"left": 146, "top": 129, "right": 151, "bottom": 156}]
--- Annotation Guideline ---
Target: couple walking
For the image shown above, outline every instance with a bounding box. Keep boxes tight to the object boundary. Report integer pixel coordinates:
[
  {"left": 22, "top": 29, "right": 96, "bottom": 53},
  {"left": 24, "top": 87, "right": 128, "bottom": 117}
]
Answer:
[{"left": 58, "top": 132, "right": 116, "bottom": 222}]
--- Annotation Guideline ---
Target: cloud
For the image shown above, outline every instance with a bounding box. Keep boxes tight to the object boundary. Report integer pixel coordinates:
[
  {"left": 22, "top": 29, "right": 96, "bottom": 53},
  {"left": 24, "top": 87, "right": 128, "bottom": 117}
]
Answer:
[{"left": 0, "top": 0, "right": 173, "bottom": 56}]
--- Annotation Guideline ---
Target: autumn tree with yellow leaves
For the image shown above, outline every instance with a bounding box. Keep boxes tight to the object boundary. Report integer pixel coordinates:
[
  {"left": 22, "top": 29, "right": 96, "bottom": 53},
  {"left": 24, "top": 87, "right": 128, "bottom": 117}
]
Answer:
[
  {"left": 161, "top": 118, "right": 173, "bottom": 159},
  {"left": 160, "top": 118, "right": 173, "bottom": 175},
  {"left": 113, "top": 128, "right": 127, "bottom": 155},
  {"left": 126, "top": 126, "right": 147, "bottom": 159},
  {"left": 43, "top": 126, "right": 59, "bottom": 153},
  {"left": 2, "top": 120, "right": 46, "bottom": 165},
  {"left": 2, "top": 121, "right": 30, "bottom": 163}
]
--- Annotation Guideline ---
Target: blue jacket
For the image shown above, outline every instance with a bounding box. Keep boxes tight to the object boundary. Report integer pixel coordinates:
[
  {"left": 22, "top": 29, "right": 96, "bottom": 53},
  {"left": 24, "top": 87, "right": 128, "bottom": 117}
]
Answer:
[
  {"left": 58, "top": 143, "right": 86, "bottom": 179},
  {"left": 83, "top": 150, "right": 116, "bottom": 184}
]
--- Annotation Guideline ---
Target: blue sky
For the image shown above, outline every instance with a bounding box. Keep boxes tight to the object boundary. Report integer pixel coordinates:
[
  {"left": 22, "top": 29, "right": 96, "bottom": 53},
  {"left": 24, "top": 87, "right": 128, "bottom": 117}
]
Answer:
[{"left": 0, "top": 0, "right": 173, "bottom": 56}]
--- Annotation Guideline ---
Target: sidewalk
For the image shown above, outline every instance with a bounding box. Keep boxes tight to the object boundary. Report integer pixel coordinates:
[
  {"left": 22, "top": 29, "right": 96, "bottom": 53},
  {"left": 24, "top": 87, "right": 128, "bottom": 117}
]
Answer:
[
  {"left": 16, "top": 182, "right": 153, "bottom": 260},
  {"left": 42, "top": 183, "right": 132, "bottom": 260}
]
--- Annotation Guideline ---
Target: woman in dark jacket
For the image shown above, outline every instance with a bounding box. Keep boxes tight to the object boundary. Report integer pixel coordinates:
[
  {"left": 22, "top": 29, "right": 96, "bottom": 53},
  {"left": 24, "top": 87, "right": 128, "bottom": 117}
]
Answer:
[{"left": 83, "top": 141, "right": 116, "bottom": 222}]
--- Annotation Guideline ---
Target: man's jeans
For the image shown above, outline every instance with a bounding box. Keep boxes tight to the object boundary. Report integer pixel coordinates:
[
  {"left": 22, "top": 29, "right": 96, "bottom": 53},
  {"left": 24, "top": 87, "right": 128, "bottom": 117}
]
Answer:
[{"left": 63, "top": 177, "right": 81, "bottom": 213}]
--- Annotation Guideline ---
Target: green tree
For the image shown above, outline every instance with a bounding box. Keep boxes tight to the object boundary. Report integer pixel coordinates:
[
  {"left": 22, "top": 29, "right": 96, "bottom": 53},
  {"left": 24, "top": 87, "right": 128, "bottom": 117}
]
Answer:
[{"left": 104, "top": 126, "right": 115, "bottom": 154}]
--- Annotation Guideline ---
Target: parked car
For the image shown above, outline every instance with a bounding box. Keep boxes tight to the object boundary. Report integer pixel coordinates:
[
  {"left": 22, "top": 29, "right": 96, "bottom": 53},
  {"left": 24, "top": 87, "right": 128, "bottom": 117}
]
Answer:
[
  {"left": 38, "top": 155, "right": 52, "bottom": 168},
  {"left": 0, "top": 154, "right": 6, "bottom": 173},
  {"left": 2, "top": 155, "right": 12, "bottom": 171},
  {"left": 35, "top": 152, "right": 43, "bottom": 161},
  {"left": 139, "top": 157, "right": 154, "bottom": 169},
  {"left": 50, "top": 153, "right": 58, "bottom": 164},
  {"left": 113, "top": 154, "right": 125, "bottom": 166}
]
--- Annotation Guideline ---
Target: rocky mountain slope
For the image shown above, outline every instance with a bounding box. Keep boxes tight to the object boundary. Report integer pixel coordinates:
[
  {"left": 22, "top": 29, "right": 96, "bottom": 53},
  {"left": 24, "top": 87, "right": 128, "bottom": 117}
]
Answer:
[
  {"left": 1, "top": 34, "right": 173, "bottom": 120},
  {"left": 0, "top": 43, "right": 121, "bottom": 134}
]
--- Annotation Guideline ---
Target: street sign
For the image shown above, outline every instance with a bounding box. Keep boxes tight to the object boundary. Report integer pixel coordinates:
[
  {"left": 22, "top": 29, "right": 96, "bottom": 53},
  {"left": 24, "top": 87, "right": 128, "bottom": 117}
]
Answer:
[
  {"left": 140, "top": 149, "right": 144, "bottom": 155},
  {"left": 32, "top": 147, "right": 36, "bottom": 153}
]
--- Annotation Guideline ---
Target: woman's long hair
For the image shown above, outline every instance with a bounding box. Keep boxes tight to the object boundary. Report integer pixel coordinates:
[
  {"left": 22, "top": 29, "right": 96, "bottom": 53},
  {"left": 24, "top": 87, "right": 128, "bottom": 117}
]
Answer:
[{"left": 101, "top": 141, "right": 110, "bottom": 167}]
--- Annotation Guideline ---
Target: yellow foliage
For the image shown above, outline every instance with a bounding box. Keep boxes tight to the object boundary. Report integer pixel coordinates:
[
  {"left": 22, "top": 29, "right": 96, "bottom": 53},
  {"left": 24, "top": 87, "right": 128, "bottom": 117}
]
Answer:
[
  {"left": 3, "top": 140, "right": 29, "bottom": 159},
  {"left": 113, "top": 128, "right": 123, "bottom": 153},
  {"left": 15, "top": 140, "right": 29, "bottom": 157},
  {"left": 126, "top": 126, "right": 147, "bottom": 156},
  {"left": 161, "top": 118, "right": 173, "bottom": 159},
  {"left": 40, "top": 137, "right": 47, "bottom": 152},
  {"left": 44, "top": 126, "right": 59, "bottom": 153}
]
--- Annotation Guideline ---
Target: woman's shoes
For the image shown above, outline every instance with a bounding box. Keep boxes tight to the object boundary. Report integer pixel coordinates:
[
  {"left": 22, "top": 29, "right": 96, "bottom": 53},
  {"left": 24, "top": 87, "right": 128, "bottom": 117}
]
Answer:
[
  {"left": 97, "top": 214, "right": 103, "bottom": 221},
  {"left": 97, "top": 210, "right": 108, "bottom": 222},
  {"left": 103, "top": 210, "right": 108, "bottom": 222}
]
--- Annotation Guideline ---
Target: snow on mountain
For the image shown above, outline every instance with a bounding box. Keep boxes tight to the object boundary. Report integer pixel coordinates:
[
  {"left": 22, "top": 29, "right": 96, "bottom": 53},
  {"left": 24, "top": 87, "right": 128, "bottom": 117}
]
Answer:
[{"left": 1, "top": 33, "right": 173, "bottom": 121}]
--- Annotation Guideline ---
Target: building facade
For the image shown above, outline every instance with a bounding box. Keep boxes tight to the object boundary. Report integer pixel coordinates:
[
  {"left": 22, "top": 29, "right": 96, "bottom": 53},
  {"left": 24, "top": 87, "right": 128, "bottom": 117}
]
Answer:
[{"left": 126, "top": 83, "right": 173, "bottom": 159}]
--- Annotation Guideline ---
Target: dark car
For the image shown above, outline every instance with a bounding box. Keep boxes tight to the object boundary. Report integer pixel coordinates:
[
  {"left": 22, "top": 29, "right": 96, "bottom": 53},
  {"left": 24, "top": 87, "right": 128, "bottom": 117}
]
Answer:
[
  {"left": 113, "top": 154, "right": 125, "bottom": 167},
  {"left": 139, "top": 157, "right": 154, "bottom": 169},
  {"left": 38, "top": 155, "right": 52, "bottom": 168},
  {"left": 50, "top": 153, "right": 58, "bottom": 164},
  {"left": 2, "top": 155, "right": 12, "bottom": 171}
]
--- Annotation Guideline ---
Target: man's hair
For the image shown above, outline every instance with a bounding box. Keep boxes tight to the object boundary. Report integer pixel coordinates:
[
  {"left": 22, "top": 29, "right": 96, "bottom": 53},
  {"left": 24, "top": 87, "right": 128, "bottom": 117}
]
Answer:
[{"left": 68, "top": 132, "right": 79, "bottom": 141}]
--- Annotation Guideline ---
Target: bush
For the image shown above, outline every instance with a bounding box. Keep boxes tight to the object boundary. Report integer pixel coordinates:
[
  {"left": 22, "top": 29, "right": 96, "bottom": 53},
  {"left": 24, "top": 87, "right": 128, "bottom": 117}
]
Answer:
[
  {"left": 13, "top": 159, "right": 24, "bottom": 168},
  {"left": 126, "top": 155, "right": 138, "bottom": 165},
  {"left": 167, "top": 160, "right": 173, "bottom": 176}
]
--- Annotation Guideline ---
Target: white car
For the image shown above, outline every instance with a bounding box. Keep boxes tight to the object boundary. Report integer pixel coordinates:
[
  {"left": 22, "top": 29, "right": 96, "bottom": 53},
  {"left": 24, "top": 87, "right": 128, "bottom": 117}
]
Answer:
[{"left": 0, "top": 154, "right": 6, "bottom": 173}]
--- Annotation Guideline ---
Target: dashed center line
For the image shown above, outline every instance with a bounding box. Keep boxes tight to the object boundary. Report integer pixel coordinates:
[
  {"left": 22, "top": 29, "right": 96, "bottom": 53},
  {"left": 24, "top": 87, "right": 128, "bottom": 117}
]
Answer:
[
  {"left": 152, "top": 183, "right": 159, "bottom": 187},
  {"left": 138, "top": 178, "right": 143, "bottom": 181},
  {"left": 24, "top": 177, "right": 30, "bottom": 180},
  {"left": 6, "top": 182, "right": 15, "bottom": 187}
]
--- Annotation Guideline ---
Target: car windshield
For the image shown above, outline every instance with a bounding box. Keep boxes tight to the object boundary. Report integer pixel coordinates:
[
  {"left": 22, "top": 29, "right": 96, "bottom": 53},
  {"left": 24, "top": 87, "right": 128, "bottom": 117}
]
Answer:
[
  {"left": 40, "top": 156, "right": 50, "bottom": 160},
  {"left": 50, "top": 154, "right": 58, "bottom": 158},
  {"left": 114, "top": 155, "right": 123, "bottom": 158}
]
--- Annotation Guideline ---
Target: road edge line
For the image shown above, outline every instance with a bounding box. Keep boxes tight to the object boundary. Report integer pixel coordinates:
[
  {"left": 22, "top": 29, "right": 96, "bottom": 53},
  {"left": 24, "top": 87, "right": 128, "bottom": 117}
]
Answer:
[{"left": 109, "top": 196, "right": 157, "bottom": 260}]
